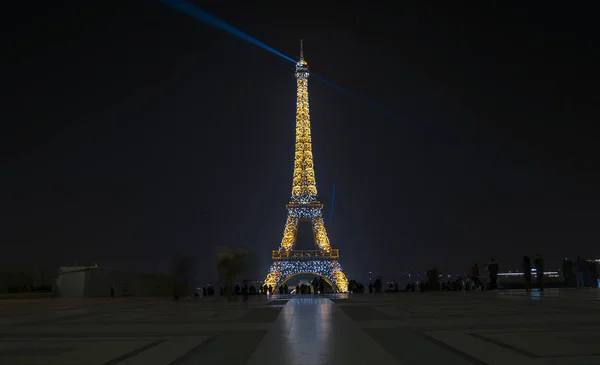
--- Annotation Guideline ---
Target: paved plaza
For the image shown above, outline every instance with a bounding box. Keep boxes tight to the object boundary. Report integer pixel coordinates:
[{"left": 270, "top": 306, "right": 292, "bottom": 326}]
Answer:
[{"left": 0, "top": 289, "right": 599, "bottom": 364}]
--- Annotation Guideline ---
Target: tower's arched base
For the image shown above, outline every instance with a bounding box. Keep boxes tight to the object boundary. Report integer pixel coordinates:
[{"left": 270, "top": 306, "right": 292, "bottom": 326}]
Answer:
[{"left": 265, "top": 259, "right": 348, "bottom": 293}]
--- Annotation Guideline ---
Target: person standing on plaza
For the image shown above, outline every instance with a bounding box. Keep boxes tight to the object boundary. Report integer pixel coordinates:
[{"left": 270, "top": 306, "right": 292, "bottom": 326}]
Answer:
[
  {"left": 534, "top": 254, "right": 544, "bottom": 291},
  {"left": 562, "top": 258, "right": 573, "bottom": 287},
  {"left": 488, "top": 258, "right": 499, "bottom": 290},
  {"left": 242, "top": 281, "right": 249, "bottom": 302},
  {"left": 589, "top": 261, "right": 598, "bottom": 288},
  {"left": 575, "top": 256, "right": 586, "bottom": 288},
  {"left": 471, "top": 264, "right": 480, "bottom": 287},
  {"left": 584, "top": 261, "right": 595, "bottom": 288},
  {"left": 523, "top": 256, "right": 532, "bottom": 291}
]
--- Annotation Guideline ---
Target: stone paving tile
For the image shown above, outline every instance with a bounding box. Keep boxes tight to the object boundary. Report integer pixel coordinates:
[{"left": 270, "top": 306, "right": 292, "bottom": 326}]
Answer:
[
  {"left": 0, "top": 338, "right": 163, "bottom": 365},
  {"left": 471, "top": 330, "right": 600, "bottom": 358},
  {"left": 363, "top": 328, "right": 479, "bottom": 365},
  {"left": 336, "top": 305, "right": 393, "bottom": 321},
  {"left": 238, "top": 307, "right": 283, "bottom": 323},
  {"left": 265, "top": 299, "right": 289, "bottom": 306},
  {"left": 178, "top": 331, "right": 267, "bottom": 365}
]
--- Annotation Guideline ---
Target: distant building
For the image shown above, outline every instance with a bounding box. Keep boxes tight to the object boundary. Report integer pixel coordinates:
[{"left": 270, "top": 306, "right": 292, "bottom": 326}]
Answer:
[
  {"left": 497, "top": 269, "right": 560, "bottom": 278},
  {"left": 56, "top": 266, "right": 176, "bottom": 297}
]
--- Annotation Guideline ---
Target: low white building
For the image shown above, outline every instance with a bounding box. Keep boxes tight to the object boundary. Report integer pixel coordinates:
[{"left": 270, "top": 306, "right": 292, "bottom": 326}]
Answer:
[{"left": 56, "top": 266, "right": 176, "bottom": 297}]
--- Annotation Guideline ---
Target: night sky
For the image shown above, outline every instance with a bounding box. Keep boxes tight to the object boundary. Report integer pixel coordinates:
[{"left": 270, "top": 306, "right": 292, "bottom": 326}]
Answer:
[{"left": 3, "top": 2, "right": 598, "bottom": 282}]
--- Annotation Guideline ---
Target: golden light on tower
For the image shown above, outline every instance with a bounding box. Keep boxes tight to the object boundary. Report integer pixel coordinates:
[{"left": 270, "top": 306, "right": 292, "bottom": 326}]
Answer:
[{"left": 263, "top": 41, "right": 348, "bottom": 293}]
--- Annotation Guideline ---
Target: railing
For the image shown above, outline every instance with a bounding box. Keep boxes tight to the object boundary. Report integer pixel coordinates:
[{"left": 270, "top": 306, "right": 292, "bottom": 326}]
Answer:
[{"left": 272, "top": 249, "right": 339, "bottom": 260}]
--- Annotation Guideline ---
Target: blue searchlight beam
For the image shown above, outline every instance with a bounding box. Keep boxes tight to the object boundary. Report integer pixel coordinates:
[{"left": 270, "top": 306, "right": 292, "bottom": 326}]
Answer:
[
  {"left": 161, "top": 0, "right": 395, "bottom": 119},
  {"left": 162, "top": 0, "right": 296, "bottom": 63}
]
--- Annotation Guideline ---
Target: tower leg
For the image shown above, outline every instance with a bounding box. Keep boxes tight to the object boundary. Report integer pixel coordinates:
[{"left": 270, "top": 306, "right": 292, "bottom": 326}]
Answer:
[
  {"left": 279, "top": 217, "right": 298, "bottom": 251},
  {"left": 311, "top": 216, "right": 332, "bottom": 251}
]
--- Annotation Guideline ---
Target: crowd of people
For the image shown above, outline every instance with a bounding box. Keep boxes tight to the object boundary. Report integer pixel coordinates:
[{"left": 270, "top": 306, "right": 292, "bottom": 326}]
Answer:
[
  {"left": 192, "top": 256, "right": 598, "bottom": 300},
  {"left": 369, "top": 255, "right": 599, "bottom": 294}
]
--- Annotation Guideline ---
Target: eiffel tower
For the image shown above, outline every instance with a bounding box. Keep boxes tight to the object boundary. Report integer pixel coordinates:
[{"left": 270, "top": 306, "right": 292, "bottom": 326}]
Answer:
[{"left": 264, "top": 41, "right": 348, "bottom": 293}]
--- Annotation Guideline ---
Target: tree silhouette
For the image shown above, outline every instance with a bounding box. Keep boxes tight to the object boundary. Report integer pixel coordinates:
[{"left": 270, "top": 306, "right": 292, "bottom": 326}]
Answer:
[{"left": 217, "top": 246, "right": 252, "bottom": 301}]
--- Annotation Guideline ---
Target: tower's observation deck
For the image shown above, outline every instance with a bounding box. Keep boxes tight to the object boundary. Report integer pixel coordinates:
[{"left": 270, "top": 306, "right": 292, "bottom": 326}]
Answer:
[{"left": 272, "top": 249, "right": 339, "bottom": 260}]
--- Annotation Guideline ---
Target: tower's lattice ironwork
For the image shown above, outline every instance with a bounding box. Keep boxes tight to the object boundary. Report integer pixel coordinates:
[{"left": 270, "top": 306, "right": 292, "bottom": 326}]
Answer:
[{"left": 264, "top": 41, "right": 348, "bottom": 293}]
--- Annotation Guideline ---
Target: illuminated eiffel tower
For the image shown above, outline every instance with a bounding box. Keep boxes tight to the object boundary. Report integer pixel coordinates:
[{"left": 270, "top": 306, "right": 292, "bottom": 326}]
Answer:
[{"left": 264, "top": 41, "right": 348, "bottom": 293}]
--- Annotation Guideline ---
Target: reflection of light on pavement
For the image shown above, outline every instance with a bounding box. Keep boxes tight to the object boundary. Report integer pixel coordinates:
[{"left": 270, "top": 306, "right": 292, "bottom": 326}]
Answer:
[
  {"left": 528, "top": 288, "right": 561, "bottom": 299},
  {"left": 284, "top": 298, "right": 334, "bottom": 363},
  {"left": 498, "top": 288, "right": 561, "bottom": 298},
  {"left": 317, "top": 300, "right": 332, "bottom": 334},
  {"left": 278, "top": 306, "right": 293, "bottom": 333}
]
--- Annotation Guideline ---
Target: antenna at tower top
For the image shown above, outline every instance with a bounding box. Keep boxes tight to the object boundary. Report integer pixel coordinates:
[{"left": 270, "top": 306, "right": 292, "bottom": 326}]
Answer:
[{"left": 300, "top": 39, "right": 304, "bottom": 61}]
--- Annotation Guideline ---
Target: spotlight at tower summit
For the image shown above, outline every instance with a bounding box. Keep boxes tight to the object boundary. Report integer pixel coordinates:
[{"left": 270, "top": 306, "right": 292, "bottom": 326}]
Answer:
[
  {"left": 161, "top": 0, "right": 395, "bottom": 119},
  {"left": 264, "top": 42, "right": 349, "bottom": 293}
]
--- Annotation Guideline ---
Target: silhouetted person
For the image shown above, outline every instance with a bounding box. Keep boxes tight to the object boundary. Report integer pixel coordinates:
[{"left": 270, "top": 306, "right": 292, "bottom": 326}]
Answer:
[
  {"left": 471, "top": 264, "right": 480, "bottom": 287},
  {"left": 242, "top": 282, "right": 249, "bottom": 302},
  {"left": 589, "top": 261, "right": 598, "bottom": 288},
  {"left": 523, "top": 256, "right": 532, "bottom": 291},
  {"left": 584, "top": 261, "right": 593, "bottom": 288},
  {"left": 575, "top": 256, "right": 585, "bottom": 288},
  {"left": 374, "top": 278, "right": 382, "bottom": 293},
  {"left": 311, "top": 277, "right": 318, "bottom": 294},
  {"left": 488, "top": 258, "right": 499, "bottom": 290},
  {"left": 562, "top": 258, "right": 573, "bottom": 287},
  {"left": 110, "top": 286, "right": 115, "bottom": 297},
  {"left": 427, "top": 268, "right": 439, "bottom": 290},
  {"left": 534, "top": 254, "right": 544, "bottom": 291}
]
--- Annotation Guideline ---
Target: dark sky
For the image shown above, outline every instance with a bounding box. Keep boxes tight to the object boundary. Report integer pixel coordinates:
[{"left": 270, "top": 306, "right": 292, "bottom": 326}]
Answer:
[{"left": 2, "top": 2, "right": 599, "bottom": 282}]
